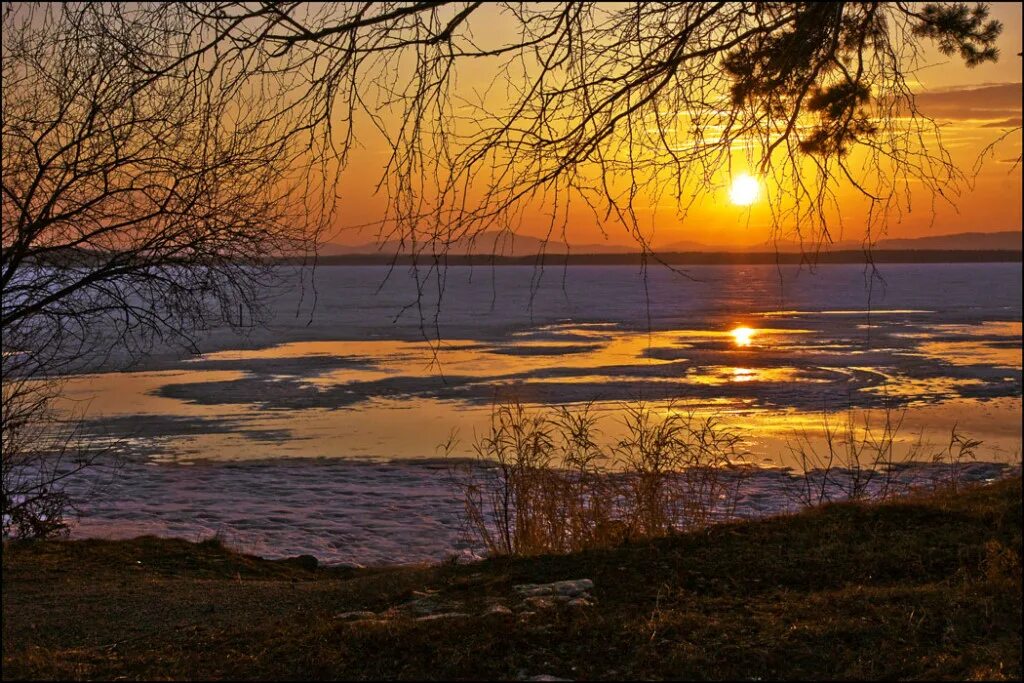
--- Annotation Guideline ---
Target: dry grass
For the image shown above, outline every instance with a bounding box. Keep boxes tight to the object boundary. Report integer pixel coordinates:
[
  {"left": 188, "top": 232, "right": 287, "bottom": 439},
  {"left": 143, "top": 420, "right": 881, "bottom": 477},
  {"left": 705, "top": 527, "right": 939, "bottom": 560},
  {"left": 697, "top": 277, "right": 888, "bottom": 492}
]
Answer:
[
  {"left": 451, "top": 401, "right": 991, "bottom": 559},
  {"left": 451, "top": 401, "right": 749, "bottom": 557}
]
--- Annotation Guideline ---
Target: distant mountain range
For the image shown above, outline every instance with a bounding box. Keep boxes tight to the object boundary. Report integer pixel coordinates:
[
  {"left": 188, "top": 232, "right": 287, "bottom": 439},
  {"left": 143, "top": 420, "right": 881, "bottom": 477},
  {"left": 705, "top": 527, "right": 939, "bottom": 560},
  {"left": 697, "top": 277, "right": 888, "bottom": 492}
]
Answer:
[
  {"left": 320, "top": 230, "right": 1022, "bottom": 256},
  {"left": 318, "top": 231, "right": 626, "bottom": 257},
  {"left": 658, "top": 230, "right": 1023, "bottom": 253}
]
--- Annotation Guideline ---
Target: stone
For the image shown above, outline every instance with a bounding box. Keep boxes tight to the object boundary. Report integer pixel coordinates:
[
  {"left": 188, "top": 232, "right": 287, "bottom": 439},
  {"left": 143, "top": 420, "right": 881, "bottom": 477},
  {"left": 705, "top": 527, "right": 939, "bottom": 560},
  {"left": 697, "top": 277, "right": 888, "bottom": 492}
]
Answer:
[
  {"left": 566, "top": 597, "right": 593, "bottom": 608},
  {"left": 485, "top": 604, "right": 513, "bottom": 616},
  {"left": 513, "top": 579, "right": 594, "bottom": 598},
  {"left": 334, "top": 611, "right": 377, "bottom": 622},
  {"left": 415, "top": 612, "right": 471, "bottom": 621}
]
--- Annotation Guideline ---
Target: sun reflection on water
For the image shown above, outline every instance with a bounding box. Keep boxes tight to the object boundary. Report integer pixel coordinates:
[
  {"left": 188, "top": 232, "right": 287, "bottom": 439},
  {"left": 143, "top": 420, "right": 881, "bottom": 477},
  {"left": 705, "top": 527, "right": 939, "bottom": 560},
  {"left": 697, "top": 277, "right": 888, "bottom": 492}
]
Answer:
[
  {"left": 41, "top": 317, "right": 1022, "bottom": 466},
  {"left": 731, "top": 326, "right": 756, "bottom": 347}
]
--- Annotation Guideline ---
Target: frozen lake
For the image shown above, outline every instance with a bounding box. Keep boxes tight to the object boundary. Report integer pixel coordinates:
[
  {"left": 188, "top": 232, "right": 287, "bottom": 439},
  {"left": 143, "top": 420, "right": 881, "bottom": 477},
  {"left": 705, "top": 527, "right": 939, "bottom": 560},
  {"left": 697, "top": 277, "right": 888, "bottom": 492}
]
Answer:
[{"left": 52, "top": 262, "right": 1022, "bottom": 564}]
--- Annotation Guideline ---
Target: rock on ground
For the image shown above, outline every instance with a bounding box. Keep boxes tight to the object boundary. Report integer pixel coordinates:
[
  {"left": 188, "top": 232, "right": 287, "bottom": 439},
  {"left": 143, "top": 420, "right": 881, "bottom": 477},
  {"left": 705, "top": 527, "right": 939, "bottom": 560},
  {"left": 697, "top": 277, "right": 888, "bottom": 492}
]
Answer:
[
  {"left": 334, "top": 611, "right": 377, "bottom": 622},
  {"left": 512, "top": 579, "right": 594, "bottom": 598}
]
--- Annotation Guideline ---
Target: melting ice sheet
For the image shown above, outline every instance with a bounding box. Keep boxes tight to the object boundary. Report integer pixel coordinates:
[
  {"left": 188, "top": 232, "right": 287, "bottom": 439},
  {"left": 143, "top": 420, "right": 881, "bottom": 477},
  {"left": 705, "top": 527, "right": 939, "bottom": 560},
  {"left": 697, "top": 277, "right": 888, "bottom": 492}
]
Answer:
[
  {"left": 35, "top": 263, "right": 1023, "bottom": 562},
  {"left": 59, "top": 319, "right": 1022, "bottom": 464}
]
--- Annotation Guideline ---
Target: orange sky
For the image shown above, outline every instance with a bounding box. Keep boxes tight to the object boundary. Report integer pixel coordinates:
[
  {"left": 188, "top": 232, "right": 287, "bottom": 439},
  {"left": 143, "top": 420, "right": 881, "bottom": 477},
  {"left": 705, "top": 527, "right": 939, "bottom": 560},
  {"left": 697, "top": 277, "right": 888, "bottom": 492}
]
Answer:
[{"left": 326, "top": 4, "right": 1023, "bottom": 250}]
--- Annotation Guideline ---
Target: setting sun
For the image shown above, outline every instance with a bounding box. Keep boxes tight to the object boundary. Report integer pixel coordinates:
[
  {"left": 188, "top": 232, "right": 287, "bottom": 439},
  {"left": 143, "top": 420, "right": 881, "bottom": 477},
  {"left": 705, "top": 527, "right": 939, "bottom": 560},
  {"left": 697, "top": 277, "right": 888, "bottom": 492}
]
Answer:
[
  {"left": 729, "top": 174, "right": 760, "bottom": 206},
  {"left": 731, "top": 326, "right": 756, "bottom": 346}
]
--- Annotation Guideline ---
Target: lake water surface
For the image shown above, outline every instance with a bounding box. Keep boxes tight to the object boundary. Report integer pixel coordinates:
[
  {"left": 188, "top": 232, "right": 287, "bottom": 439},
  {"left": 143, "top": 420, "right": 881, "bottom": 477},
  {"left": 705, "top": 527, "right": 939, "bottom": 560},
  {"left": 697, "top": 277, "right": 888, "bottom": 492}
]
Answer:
[{"left": 58, "top": 263, "right": 1022, "bottom": 564}]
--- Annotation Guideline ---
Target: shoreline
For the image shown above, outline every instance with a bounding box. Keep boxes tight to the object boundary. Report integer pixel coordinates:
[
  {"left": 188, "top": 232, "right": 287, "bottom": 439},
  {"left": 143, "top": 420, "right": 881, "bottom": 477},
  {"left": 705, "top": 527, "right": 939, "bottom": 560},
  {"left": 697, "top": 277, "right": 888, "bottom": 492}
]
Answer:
[
  {"left": 5, "top": 477, "right": 1020, "bottom": 680},
  {"left": 62, "top": 457, "right": 1021, "bottom": 567}
]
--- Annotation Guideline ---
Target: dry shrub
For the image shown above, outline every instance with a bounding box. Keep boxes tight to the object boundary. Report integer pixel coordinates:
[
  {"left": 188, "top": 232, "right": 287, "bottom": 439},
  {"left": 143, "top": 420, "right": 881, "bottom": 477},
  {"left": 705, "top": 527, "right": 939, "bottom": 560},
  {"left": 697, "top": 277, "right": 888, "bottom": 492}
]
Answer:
[
  {"left": 453, "top": 401, "right": 746, "bottom": 557},
  {"left": 1, "top": 376, "right": 114, "bottom": 539},
  {"left": 786, "top": 405, "right": 981, "bottom": 507}
]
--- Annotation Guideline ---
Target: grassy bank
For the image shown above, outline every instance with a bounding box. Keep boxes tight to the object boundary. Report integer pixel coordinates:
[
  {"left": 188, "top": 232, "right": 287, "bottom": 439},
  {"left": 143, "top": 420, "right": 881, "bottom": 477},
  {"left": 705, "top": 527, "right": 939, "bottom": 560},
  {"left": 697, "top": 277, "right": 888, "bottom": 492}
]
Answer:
[{"left": 3, "top": 478, "right": 1021, "bottom": 681}]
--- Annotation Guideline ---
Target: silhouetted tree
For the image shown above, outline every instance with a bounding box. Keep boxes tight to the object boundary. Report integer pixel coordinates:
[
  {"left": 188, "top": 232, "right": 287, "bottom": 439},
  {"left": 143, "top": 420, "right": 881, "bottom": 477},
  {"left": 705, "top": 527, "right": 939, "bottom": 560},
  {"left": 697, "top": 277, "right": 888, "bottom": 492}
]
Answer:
[{"left": 2, "top": 3, "right": 325, "bottom": 535}]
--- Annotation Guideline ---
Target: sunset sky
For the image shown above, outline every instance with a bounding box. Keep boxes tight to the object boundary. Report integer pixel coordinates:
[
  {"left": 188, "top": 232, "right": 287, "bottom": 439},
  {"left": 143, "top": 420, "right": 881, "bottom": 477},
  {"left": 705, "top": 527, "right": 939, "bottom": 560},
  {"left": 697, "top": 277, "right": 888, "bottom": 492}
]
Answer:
[{"left": 327, "top": 3, "right": 1022, "bottom": 250}]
